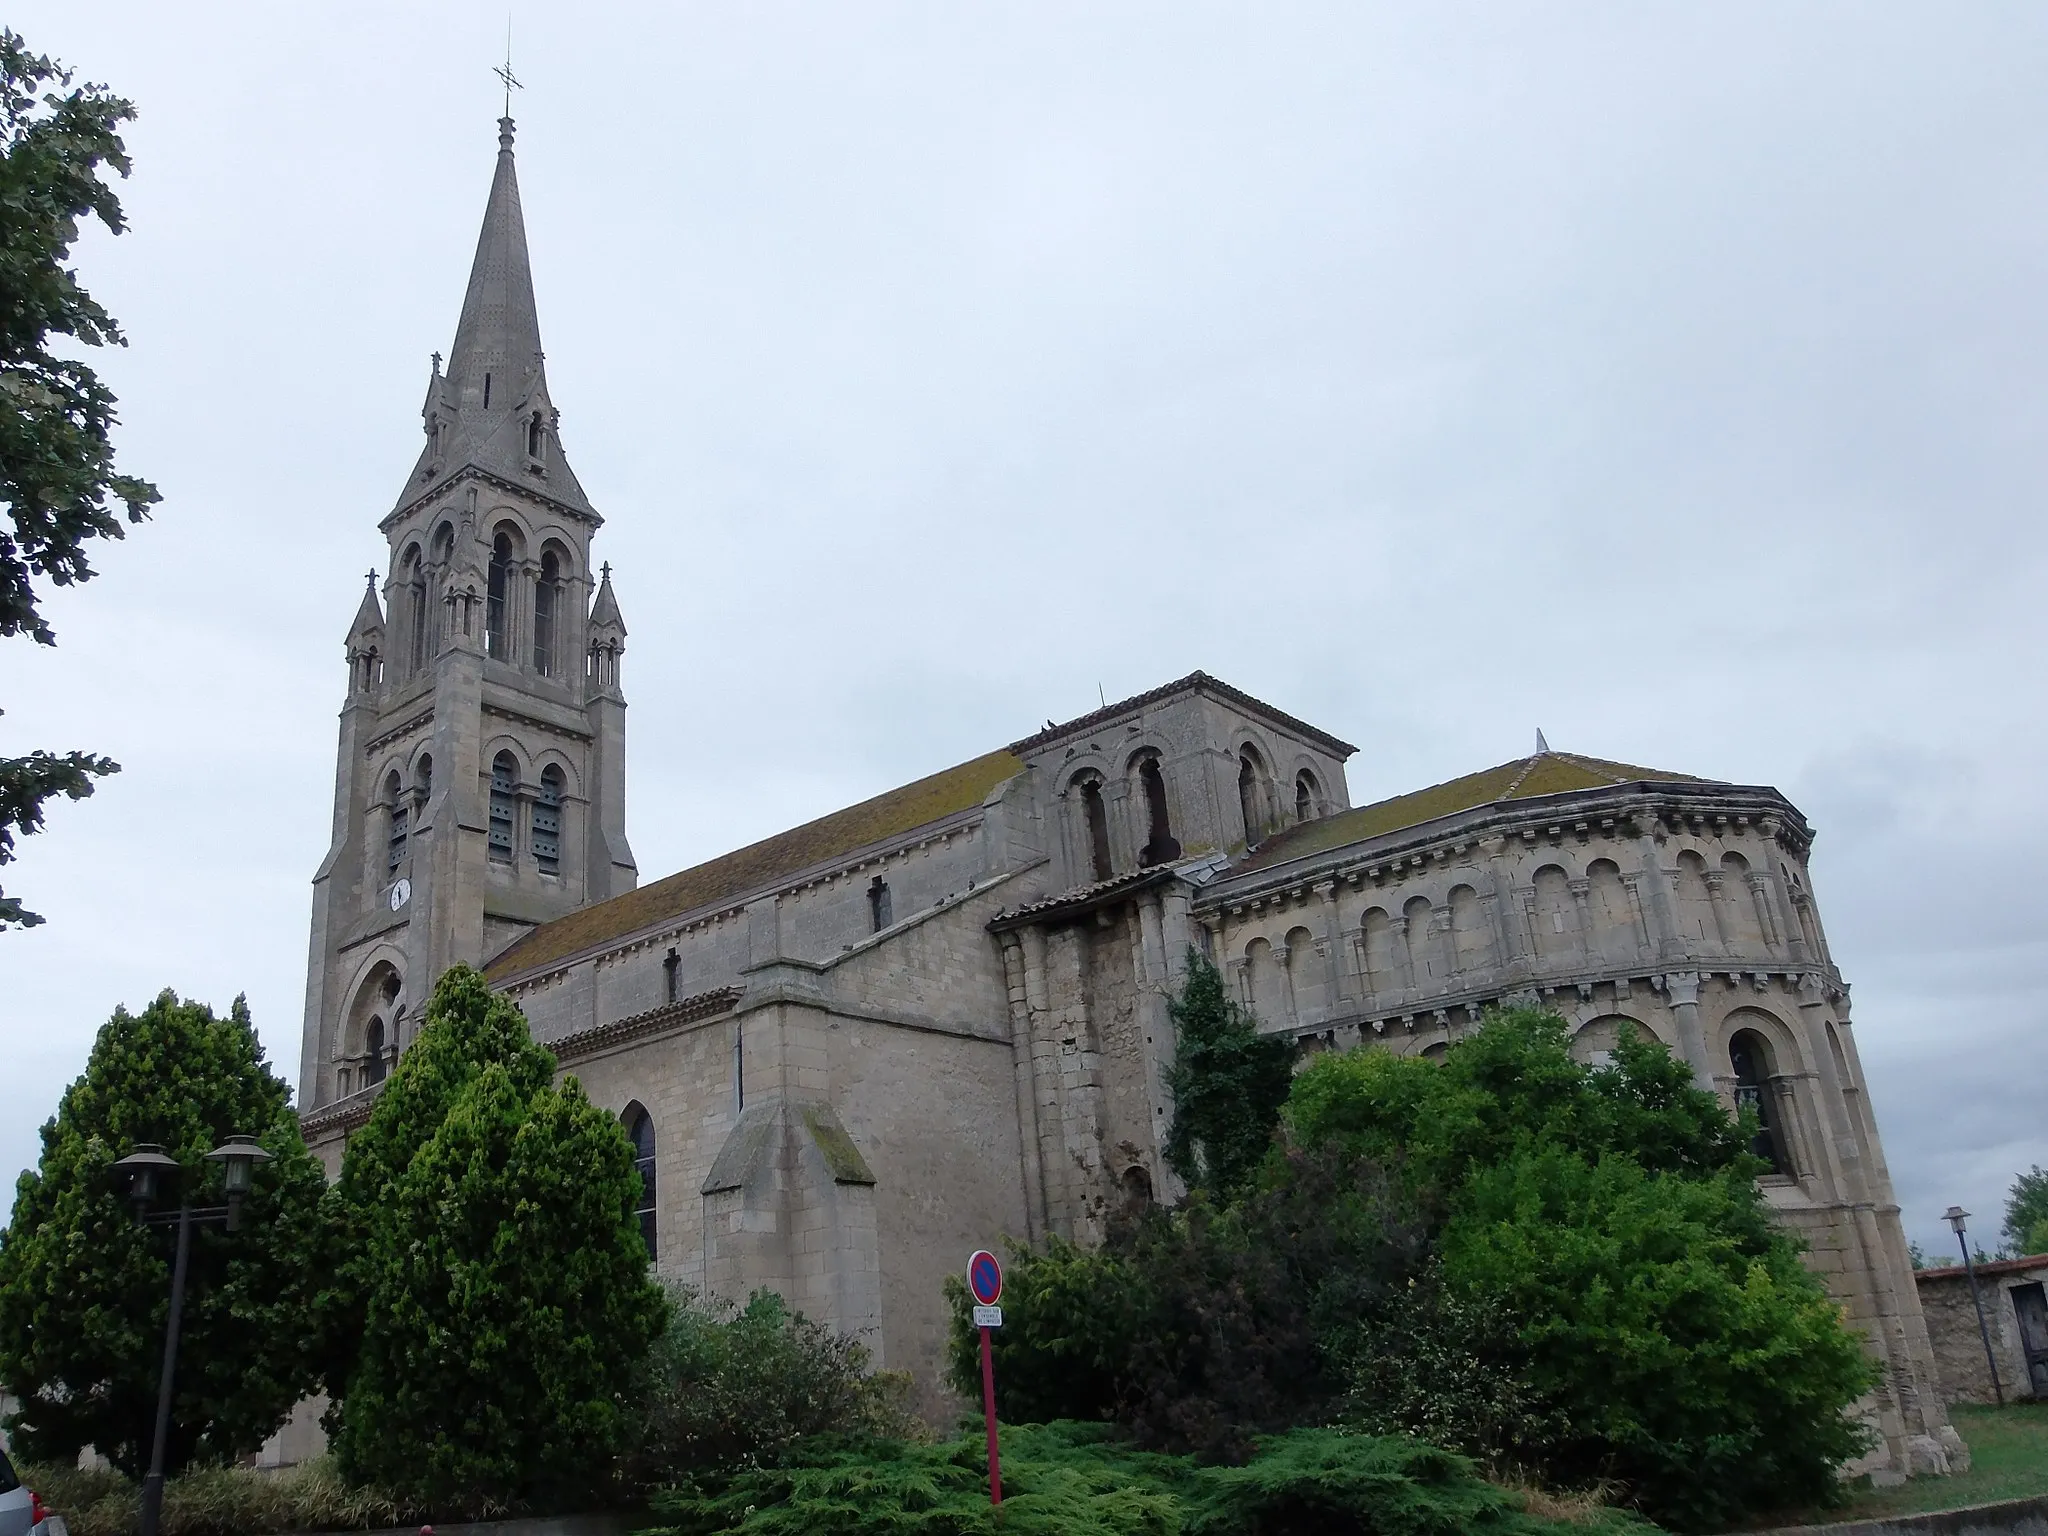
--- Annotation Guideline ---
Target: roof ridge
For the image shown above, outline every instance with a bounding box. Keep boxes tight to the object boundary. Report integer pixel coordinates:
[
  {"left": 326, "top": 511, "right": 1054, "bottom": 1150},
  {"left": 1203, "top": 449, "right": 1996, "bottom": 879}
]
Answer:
[
  {"left": 1496, "top": 753, "right": 1544, "bottom": 800},
  {"left": 1007, "top": 671, "right": 1355, "bottom": 757},
  {"left": 1552, "top": 751, "right": 1634, "bottom": 786}
]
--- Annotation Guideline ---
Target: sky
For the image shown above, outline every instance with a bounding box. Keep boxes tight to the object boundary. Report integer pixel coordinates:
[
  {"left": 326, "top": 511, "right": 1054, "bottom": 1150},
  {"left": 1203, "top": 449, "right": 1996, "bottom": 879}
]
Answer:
[{"left": 3, "top": 3, "right": 2043, "bottom": 1258}]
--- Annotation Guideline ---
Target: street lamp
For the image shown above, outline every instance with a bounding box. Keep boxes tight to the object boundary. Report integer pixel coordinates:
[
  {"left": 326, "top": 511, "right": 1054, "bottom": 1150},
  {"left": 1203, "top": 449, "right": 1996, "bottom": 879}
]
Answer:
[
  {"left": 1944, "top": 1205, "right": 2004, "bottom": 1408},
  {"left": 111, "top": 1137, "right": 274, "bottom": 1536}
]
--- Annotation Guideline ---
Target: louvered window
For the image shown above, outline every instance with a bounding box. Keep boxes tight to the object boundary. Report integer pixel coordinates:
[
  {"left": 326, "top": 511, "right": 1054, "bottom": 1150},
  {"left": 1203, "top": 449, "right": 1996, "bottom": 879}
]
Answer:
[
  {"left": 386, "top": 772, "right": 408, "bottom": 873},
  {"left": 489, "top": 753, "right": 517, "bottom": 864},
  {"left": 533, "top": 766, "right": 564, "bottom": 874}
]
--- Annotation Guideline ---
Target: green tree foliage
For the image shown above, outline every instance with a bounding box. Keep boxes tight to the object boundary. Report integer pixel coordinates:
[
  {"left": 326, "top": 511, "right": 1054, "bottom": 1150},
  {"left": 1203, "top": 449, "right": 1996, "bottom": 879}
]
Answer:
[
  {"left": 1161, "top": 950, "right": 1293, "bottom": 1199},
  {"left": 2003, "top": 1165, "right": 2048, "bottom": 1258},
  {"left": 325, "top": 966, "right": 667, "bottom": 1508},
  {"left": 646, "top": 1419, "right": 1655, "bottom": 1536},
  {"left": 947, "top": 1146, "right": 1427, "bottom": 1461},
  {"left": 1289, "top": 1008, "right": 1879, "bottom": 1530},
  {"left": 623, "top": 1285, "right": 914, "bottom": 1488},
  {"left": 0, "top": 29, "right": 159, "bottom": 929},
  {"left": 0, "top": 991, "right": 326, "bottom": 1475}
]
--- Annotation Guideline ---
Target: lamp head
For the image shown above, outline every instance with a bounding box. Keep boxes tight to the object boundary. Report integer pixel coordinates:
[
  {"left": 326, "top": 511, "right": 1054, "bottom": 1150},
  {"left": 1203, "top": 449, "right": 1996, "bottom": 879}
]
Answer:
[
  {"left": 1944, "top": 1205, "right": 1970, "bottom": 1237},
  {"left": 110, "top": 1145, "right": 180, "bottom": 1209}
]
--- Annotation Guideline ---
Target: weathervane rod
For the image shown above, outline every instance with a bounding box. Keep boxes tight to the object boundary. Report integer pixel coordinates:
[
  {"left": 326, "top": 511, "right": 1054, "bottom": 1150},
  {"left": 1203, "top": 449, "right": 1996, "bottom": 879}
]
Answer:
[{"left": 493, "top": 18, "right": 522, "bottom": 118}]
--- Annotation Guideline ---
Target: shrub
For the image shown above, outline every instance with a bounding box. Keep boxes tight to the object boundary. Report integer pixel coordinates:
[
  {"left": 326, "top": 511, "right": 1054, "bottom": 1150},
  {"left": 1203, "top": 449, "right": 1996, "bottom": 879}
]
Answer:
[
  {"left": 18, "top": 1456, "right": 488, "bottom": 1536},
  {"left": 1290, "top": 1008, "right": 1880, "bottom": 1530},
  {"left": 624, "top": 1284, "right": 917, "bottom": 1488},
  {"left": 645, "top": 1419, "right": 1656, "bottom": 1535},
  {"left": 948, "top": 1144, "right": 1428, "bottom": 1461},
  {"left": 0, "top": 991, "right": 328, "bottom": 1475}
]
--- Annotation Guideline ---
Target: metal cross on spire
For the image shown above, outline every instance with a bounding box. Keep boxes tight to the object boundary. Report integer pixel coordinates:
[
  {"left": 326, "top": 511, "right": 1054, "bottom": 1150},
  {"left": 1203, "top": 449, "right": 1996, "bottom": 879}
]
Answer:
[{"left": 493, "top": 21, "right": 522, "bottom": 118}]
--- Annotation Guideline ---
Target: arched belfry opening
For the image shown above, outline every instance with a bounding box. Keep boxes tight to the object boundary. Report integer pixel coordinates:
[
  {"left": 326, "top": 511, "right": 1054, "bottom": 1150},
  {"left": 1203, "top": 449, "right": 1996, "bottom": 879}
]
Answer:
[
  {"left": 1136, "top": 752, "right": 1180, "bottom": 866},
  {"left": 1238, "top": 745, "right": 1271, "bottom": 845},
  {"left": 486, "top": 532, "right": 513, "bottom": 660},
  {"left": 1073, "top": 771, "right": 1112, "bottom": 882},
  {"left": 489, "top": 751, "right": 518, "bottom": 864}
]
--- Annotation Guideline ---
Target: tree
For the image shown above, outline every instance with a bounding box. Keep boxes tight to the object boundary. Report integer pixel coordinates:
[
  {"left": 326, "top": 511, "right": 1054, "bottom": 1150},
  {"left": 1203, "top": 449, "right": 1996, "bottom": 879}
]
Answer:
[
  {"left": 1289, "top": 1009, "right": 1878, "bottom": 1531},
  {"left": 2003, "top": 1165, "right": 2048, "bottom": 1258},
  {"left": 0, "top": 990, "right": 327, "bottom": 1475},
  {"left": 1161, "top": 949, "right": 1293, "bottom": 1200},
  {"left": 327, "top": 966, "right": 668, "bottom": 1507},
  {"left": 0, "top": 29, "right": 160, "bottom": 929}
]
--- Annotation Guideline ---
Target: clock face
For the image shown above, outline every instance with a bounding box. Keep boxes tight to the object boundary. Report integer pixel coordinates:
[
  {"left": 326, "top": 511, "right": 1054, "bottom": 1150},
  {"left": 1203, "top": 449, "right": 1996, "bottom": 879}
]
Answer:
[{"left": 389, "top": 878, "right": 412, "bottom": 912}]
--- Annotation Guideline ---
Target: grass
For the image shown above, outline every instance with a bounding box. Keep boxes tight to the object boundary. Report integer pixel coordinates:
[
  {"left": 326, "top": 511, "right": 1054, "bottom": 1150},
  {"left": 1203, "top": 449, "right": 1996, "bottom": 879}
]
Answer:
[{"left": 1740, "top": 1401, "right": 2048, "bottom": 1530}]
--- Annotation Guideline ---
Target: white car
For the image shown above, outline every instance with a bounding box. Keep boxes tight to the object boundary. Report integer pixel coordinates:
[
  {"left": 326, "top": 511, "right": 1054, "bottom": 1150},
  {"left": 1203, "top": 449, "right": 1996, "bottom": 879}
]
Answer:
[{"left": 0, "top": 1445, "right": 66, "bottom": 1536}]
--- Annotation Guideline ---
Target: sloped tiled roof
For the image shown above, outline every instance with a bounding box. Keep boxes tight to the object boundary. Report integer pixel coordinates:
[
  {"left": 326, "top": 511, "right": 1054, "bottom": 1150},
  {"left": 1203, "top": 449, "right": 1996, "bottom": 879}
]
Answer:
[
  {"left": 1233, "top": 751, "right": 1711, "bottom": 875},
  {"left": 485, "top": 749, "right": 1024, "bottom": 982}
]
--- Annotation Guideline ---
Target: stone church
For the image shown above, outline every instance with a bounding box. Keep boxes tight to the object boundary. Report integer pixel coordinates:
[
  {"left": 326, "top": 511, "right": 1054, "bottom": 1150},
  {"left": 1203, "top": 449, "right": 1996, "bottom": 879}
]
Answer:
[{"left": 297, "top": 117, "right": 1960, "bottom": 1480}]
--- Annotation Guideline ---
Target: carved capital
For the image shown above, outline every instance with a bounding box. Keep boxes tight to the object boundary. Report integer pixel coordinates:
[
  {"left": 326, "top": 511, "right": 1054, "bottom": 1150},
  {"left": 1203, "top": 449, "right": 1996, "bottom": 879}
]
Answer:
[{"left": 1662, "top": 971, "right": 1702, "bottom": 1007}]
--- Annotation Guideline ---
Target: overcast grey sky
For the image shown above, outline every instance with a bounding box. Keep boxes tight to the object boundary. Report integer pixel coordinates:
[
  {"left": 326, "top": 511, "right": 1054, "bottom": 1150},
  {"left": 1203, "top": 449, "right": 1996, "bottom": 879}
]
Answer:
[{"left": 3, "top": 3, "right": 2043, "bottom": 1256}]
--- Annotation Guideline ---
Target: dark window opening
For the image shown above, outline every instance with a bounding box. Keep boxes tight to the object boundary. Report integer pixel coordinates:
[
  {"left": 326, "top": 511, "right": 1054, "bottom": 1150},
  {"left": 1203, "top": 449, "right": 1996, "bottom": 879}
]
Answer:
[
  {"left": 1295, "top": 770, "right": 1320, "bottom": 824},
  {"left": 1137, "top": 756, "right": 1180, "bottom": 866},
  {"left": 533, "top": 766, "right": 563, "bottom": 874},
  {"left": 386, "top": 771, "right": 408, "bottom": 874},
  {"left": 486, "top": 534, "right": 511, "bottom": 659},
  {"left": 1730, "top": 1030, "right": 1787, "bottom": 1175},
  {"left": 625, "top": 1106, "right": 657, "bottom": 1260},
  {"left": 1238, "top": 748, "right": 1268, "bottom": 845},
  {"left": 404, "top": 550, "right": 426, "bottom": 672},
  {"left": 663, "top": 948, "right": 679, "bottom": 1005},
  {"left": 1120, "top": 1164, "right": 1154, "bottom": 1213},
  {"left": 414, "top": 754, "right": 432, "bottom": 809},
  {"left": 1080, "top": 776, "right": 1112, "bottom": 881},
  {"left": 533, "top": 551, "right": 559, "bottom": 676},
  {"left": 363, "top": 1018, "right": 387, "bottom": 1086},
  {"left": 483, "top": 372, "right": 492, "bottom": 409},
  {"left": 527, "top": 412, "right": 545, "bottom": 459},
  {"left": 489, "top": 752, "right": 517, "bottom": 864},
  {"left": 868, "top": 875, "right": 892, "bottom": 932}
]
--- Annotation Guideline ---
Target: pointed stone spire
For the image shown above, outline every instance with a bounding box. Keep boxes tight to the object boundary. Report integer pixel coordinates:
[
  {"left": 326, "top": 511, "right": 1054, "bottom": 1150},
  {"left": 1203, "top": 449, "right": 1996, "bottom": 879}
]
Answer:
[
  {"left": 589, "top": 560, "right": 627, "bottom": 635},
  {"left": 395, "top": 117, "right": 597, "bottom": 520},
  {"left": 1535, "top": 728, "right": 1550, "bottom": 754},
  {"left": 347, "top": 570, "right": 385, "bottom": 640}
]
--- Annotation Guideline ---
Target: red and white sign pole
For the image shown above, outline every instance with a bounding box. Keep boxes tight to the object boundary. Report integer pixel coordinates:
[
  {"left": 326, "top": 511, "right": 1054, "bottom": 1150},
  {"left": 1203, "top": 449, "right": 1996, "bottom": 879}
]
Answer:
[{"left": 967, "top": 1248, "right": 1004, "bottom": 1506}]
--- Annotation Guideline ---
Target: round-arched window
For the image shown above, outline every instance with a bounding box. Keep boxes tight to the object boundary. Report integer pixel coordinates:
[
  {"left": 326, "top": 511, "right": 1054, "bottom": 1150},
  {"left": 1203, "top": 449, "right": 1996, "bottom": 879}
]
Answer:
[
  {"left": 624, "top": 1105, "right": 657, "bottom": 1259},
  {"left": 1729, "top": 1030, "right": 1787, "bottom": 1174}
]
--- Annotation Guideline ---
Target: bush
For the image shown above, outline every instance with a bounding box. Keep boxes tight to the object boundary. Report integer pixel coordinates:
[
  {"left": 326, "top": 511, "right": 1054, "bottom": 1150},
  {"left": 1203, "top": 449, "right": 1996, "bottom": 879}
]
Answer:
[
  {"left": 645, "top": 1419, "right": 1656, "bottom": 1535},
  {"left": 1162, "top": 951, "right": 1294, "bottom": 1200},
  {"left": 1290, "top": 1009, "right": 1880, "bottom": 1531},
  {"left": 18, "top": 1456, "right": 490, "bottom": 1536},
  {"left": 625, "top": 1285, "right": 917, "bottom": 1487},
  {"left": 0, "top": 991, "right": 328, "bottom": 1475},
  {"left": 326, "top": 966, "right": 668, "bottom": 1508},
  {"left": 947, "top": 1144, "right": 1428, "bottom": 1461}
]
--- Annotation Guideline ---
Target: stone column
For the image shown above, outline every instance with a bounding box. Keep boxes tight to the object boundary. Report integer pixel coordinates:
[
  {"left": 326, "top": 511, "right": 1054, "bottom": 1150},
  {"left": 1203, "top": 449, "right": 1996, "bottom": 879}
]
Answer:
[
  {"left": 1133, "top": 892, "right": 1177, "bottom": 1186},
  {"left": 1017, "top": 926, "right": 1070, "bottom": 1236},
  {"left": 1702, "top": 870, "right": 1735, "bottom": 953},
  {"left": 1662, "top": 971, "right": 1715, "bottom": 1088},
  {"left": 998, "top": 933, "right": 1047, "bottom": 1243},
  {"left": 1635, "top": 829, "right": 1682, "bottom": 964},
  {"left": 1314, "top": 880, "right": 1346, "bottom": 1004}
]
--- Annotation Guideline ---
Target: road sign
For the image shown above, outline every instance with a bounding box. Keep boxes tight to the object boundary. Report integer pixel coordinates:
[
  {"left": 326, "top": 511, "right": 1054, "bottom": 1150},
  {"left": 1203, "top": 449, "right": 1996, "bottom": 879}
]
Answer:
[
  {"left": 968, "top": 1249, "right": 1003, "bottom": 1306},
  {"left": 967, "top": 1249, "right": 1006, "bottom": 1506}
]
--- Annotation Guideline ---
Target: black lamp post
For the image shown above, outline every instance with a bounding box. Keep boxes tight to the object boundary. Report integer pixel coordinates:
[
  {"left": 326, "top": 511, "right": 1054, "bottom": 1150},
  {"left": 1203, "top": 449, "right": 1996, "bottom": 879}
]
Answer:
[
  {"left": 1944, "top": 1205, "right": 2004, "bottom": 1408},
  {"left": 111, "top": 1137, "right": 273, "bottom": 1536}
]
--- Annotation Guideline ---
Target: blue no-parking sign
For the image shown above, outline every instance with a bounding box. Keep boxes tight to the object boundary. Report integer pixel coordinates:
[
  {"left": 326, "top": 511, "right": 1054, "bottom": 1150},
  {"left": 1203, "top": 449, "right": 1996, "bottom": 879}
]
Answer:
[{"left": 968, "top": 1248, "right": 1003, "bottom": 1307}]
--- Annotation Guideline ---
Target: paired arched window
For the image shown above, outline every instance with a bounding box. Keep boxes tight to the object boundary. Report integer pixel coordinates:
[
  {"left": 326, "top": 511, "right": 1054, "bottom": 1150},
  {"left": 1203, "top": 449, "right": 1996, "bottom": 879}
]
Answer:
[
  {"left": 486, "top": 533, "right": 513, "bottom": 660},
  {"left": 533, "top": 550, "right": 560, "bottom": 676},
  {"left": 533, "top": 765, "right": 564, "bottom": 875},
  {"left": 1729, "top": 1030, "right": 1788, "bottom": 1175},
  {"left": 385, "top": 770, "right": 408, "bottom": 874},
  {"left": 624, "top": 1105, "right": 657, "bottom": 1259},
  {"left": 1295, "top": 770, "right": 1321, "bottom": 824},
  {"left": 1136, "top": 754, "right": 1179, "bottom": 866},
  {"left": 489, "top": 752, "right": 517, "bottom": 864}
]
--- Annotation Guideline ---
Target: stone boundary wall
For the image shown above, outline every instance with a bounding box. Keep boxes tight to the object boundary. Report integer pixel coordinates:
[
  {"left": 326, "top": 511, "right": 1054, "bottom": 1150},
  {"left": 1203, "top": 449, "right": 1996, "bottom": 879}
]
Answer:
[{"left": 1760, "top": 1495, "right": 2048, "bottom": 1536}]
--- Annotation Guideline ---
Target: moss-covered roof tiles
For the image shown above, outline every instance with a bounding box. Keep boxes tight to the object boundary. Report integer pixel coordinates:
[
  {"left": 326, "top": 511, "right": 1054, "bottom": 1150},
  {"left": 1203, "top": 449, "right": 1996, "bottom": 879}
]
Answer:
[
  {"left": 1233, "top": 751, "right": 1710, "bottom": 875},
  {"left": 485, "top": 748, "right": 1024, "bottom": 982}
]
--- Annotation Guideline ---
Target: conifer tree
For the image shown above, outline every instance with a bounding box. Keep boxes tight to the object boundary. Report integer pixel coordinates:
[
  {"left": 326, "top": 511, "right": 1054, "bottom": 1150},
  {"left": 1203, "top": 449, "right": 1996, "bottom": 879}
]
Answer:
[
  {"left": 1162, "top": 949, "right": 1295, "bottom": 1199},
  {"left": 327, "top": 966, "right": 667, "bottom": 1506},
  {"left": 0, "top": 991, "right": 327, "bottom": 1474}
]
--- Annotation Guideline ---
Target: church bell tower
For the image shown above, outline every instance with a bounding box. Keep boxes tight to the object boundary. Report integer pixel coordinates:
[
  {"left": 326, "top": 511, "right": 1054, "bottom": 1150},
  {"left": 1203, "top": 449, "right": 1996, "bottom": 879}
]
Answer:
[{"left": 298, "top": 117, "right": 637, "bottom": 1112}]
